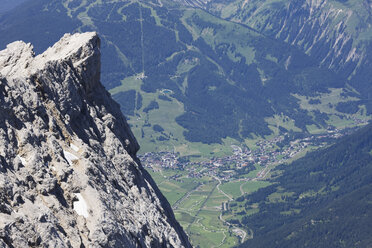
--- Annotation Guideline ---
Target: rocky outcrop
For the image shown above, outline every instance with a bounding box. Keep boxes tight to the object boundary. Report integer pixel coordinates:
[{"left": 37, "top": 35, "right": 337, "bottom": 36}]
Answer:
[
  {"left": 171, "top": 0, "right": 212, "bottom": 8},
  {"left": 0, "top": 32, "right": 191, "bottom": 247}
]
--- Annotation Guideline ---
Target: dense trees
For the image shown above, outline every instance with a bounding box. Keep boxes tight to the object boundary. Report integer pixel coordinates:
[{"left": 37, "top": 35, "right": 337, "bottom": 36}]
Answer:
[
  {"left": 235, "top": 124, "right": 372, "bottom": 247},
  {"left": 112, "top": 90, "right": 136, "bottom": 116}
]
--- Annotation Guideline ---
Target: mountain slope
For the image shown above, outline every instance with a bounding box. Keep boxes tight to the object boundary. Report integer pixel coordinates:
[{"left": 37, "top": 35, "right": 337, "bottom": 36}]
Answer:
[
  {"left": 1, "top": 0, "right": 369, "bottom": 157},
  {"left": 221, "top": 123, "right": 372, "bottom": 247},
  {"left": 0, "top": 0, "right": 29, "bottom": 13},
  {"left": 204, "top": 0, "right": 370, "bottom": 73},
  {"left": 203, "top": 0, "right": 372, "bottom": 111},
  {"left": 0, "top": 32, "right": 190, "bottom": 247}
]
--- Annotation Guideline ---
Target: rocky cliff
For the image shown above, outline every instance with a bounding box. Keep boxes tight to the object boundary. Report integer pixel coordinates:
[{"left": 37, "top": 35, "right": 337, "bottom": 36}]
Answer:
[{"left": 0, "top": 32, "right": 191, "bottom": 248}]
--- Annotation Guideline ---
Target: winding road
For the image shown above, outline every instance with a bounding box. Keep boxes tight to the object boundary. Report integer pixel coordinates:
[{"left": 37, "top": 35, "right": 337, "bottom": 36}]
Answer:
[
  {"left": 215, "top": 176, "right": 247, "bottom": 243},
  {"left": 215, "top": 163, "right": 277, "bottom": 243},
  {"left": 214, "top": 176, "right": 233, "bottom": 201}
]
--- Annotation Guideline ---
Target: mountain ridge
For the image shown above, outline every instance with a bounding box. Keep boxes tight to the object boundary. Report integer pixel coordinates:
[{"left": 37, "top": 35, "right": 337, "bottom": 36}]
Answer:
[{"left": 0, "top": 32, "right": 191, "bottom": 247}]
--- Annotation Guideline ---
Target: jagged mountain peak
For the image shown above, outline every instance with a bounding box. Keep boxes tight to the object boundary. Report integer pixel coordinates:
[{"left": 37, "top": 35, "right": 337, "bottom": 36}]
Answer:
[
  {"left": 0, "top": 32, "right": 191, "bottom": 247},
  {"left": 0, "top": 32, "right": 100, "bottom": 92}
]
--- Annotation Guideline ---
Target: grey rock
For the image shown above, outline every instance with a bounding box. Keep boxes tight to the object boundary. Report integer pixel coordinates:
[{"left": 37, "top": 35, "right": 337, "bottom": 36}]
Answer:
[{"left": 0, "top": 32, "right": 191, "bottom": 247}]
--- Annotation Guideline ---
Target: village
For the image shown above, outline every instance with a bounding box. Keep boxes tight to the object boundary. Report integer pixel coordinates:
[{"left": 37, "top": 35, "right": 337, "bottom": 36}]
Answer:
[{"left": 138, "top": 126, "right": 361, "bottom": 181}]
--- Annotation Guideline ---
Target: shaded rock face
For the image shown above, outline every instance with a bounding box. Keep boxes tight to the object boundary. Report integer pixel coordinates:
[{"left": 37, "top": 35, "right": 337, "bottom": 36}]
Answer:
[
  {"left": 0, "top": 32, "right": 191, "bottom": 248},
  {"left": 171, "top": 0, "right": 212, "bottom": 8}
]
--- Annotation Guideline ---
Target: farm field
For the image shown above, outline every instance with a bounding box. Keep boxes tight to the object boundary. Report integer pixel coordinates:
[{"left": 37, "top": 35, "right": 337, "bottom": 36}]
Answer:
[{"left": 148, "top": 165, "right": 273, "bottom": 247}]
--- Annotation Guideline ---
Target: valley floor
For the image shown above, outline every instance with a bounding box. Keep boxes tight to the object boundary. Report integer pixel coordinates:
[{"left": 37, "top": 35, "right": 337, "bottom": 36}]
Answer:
[{"left": 142, "top": 125, "right": 365, "bottom": 247}]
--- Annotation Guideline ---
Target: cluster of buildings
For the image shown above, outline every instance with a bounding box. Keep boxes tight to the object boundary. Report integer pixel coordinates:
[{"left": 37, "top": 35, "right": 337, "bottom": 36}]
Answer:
[
  {"left": 139, "top": 151, "right": 180, "bottom": 170},
  {"left": 139, "top": 126, "right": 362, "bottom": 180},
  {"left": 350, "top": 116, "right": 369, "bottom": 125}
]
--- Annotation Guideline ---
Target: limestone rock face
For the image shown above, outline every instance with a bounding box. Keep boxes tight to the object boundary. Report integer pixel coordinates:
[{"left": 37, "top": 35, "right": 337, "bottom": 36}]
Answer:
[{"left": 0, "top": 32, "right": 191, "bottom": 248}]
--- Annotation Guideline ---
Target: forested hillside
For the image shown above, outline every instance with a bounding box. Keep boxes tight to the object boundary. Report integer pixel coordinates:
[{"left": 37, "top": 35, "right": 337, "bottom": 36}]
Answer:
[
  {"left": 223, "top": 123, "right": 372, "bottom": 247},
  {"left": 202, "top": 0, "right": 372, "bottom": 114}
]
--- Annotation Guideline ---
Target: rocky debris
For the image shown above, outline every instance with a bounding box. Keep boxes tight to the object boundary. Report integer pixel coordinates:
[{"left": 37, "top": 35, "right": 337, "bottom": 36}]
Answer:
[{"left": 0, "top": 32, "right": 191, "bottom": 247}]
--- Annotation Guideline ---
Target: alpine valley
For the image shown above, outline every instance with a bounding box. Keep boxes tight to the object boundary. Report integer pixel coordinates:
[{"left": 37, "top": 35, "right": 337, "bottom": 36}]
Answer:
[{"left": 0, "top": 0, "right": 371, "bottom": 247}]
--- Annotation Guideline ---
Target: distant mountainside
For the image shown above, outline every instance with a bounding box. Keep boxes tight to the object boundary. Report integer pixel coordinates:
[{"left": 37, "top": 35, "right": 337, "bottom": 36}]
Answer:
[
  {"left": 0, "top": 0, "right": 370, "bottom": 156},
  {"left": 220, "top": 123, "right": 372, "bottom": 247},
  {"left": 200, "top": 0, "right": 372, "bottom": 110},
  {"left": 0, "top": 0, "right": 29, "bottom": 13},
  {"left": 0, "top": 32, "right": 190, "bottom": 247}
]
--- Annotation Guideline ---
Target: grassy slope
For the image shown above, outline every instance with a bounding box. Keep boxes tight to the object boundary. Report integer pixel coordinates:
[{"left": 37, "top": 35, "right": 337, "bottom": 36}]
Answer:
[{"left": 107, "top": 3, "right": 370, "bottom": 157}]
